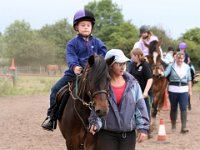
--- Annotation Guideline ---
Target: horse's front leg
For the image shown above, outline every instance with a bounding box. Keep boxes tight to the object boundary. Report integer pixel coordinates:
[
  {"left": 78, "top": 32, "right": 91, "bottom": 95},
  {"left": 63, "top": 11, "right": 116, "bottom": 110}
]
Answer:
[
  {"left": 66, "top": 136, "right": 82, "bottom": 150},
  {"left": 84, "top": 133, "right": 97, "bottom": 150}
]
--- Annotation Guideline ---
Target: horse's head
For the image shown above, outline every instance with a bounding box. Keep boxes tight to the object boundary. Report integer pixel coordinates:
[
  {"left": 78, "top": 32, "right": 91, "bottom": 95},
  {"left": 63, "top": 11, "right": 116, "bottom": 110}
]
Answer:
[
  {"left": 148, "top": 38, "right": 164, "bottom": 77},
  {"left": 80, "top": 55, "right": 110, "bottom": 117},
  {"left": 148, "top": 39, "right": 162, "bottom": 63},
  {"left": 151, "top": 64, "right": 164, "bottom": 77}
]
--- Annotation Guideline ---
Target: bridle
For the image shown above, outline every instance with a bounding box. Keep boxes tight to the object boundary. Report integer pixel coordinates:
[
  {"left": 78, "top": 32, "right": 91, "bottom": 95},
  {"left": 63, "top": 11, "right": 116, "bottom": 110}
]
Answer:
[
  {"left": 69, "top": 64, "right": 109, "bottom": 110},
  {"left": 68, "top": 64, "right": 109, "bottom": 133},
  {"left": 151, "top": 63, "right": 164, "bottom": 78}
]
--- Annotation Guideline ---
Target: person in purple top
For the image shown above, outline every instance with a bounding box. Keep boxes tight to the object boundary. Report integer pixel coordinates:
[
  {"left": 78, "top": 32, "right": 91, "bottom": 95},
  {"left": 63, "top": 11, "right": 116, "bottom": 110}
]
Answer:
[
  {"left": 179, "top": 42, "right": 190, "bottom": 64},
  {"left": 41, "top": 9, "right": 107, "bottom": 131},
  {"left": 134, "top": 25, "right": 159, "bottom": 57}
]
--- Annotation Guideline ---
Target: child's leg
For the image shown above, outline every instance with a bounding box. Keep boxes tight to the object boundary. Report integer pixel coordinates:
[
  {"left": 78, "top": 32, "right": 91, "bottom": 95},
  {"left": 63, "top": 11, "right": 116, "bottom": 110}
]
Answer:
[
  {"left": 42, "top": 75, "right": 74, "bottom": 131},
  {"left": 47, "top": 75, "right": 74, "bottom": 116}
]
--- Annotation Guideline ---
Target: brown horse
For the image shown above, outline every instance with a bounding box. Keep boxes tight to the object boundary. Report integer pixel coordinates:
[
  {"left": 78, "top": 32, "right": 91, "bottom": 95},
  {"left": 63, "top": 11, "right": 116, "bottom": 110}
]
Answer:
[
  {"left": 58, "top": 55, "right": 110, "bottom": 150},
  {"left": 147, "top": 39, "right": 168, "bottom": 118},
  {"left": 46, "top": 64, "right": 62, "bottom": 75}
]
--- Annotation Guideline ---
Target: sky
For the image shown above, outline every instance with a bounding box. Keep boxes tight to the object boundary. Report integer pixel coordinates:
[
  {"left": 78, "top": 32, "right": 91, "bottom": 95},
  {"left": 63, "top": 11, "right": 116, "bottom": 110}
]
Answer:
[{"left": 0, "top": 0, "right": 200, "bottom": 39}]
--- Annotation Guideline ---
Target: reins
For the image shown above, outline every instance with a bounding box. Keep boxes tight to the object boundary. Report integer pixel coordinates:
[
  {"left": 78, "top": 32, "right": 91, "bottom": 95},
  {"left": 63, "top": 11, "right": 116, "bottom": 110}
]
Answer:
[
  {"left": 68, "top": 64, "right": 108, "bottom": 130},
  {"left": 68, "top": 66, "right": 94, "bottom": 110}
]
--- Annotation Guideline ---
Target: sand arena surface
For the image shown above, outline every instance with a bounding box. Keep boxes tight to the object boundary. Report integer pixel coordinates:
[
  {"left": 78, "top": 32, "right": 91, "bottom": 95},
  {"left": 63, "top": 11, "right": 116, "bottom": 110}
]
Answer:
[{"left": 0, "top": 93, "right": 200, "bottom": 150}]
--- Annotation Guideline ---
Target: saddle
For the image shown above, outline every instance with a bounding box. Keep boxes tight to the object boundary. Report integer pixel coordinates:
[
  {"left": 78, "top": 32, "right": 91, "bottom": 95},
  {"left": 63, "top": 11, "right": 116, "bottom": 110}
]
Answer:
[
  {"left": 56, "top": 84, "right": 69, "bottom": 103},
  {"left": 56, "top": 84, "right": 70, "bottom": 120},
  {"left": 55, "top": 76, "right": 82, "bottom": 120}
]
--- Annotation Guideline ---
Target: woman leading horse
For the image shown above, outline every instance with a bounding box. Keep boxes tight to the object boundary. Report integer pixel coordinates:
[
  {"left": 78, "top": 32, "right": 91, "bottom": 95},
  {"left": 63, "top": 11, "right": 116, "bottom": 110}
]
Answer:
[{"left": 59, "top": 55, "right": 110, "bottom": 150}]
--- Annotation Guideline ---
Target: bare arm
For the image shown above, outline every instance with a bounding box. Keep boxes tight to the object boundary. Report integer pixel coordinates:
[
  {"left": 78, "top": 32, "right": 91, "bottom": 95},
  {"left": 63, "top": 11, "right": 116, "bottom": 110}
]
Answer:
[
  {"left": 188, "top": 81, "right": 192, "bottom": 96},
  {"left": 143, "top": 79, "right": 153, "bottom": 98}
]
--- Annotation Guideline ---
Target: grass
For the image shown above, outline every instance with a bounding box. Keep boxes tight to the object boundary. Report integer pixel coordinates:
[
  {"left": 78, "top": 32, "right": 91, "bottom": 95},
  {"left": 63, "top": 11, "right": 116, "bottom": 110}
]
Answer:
[
  {"left": 0, "top": 75, "right": 200, "bottom": 97},
  {"left": 192, "top": 80, "right": 200, "bottom": 92},
  {"left": 0, "top": 75, "right": 60, "bottom": 96}
]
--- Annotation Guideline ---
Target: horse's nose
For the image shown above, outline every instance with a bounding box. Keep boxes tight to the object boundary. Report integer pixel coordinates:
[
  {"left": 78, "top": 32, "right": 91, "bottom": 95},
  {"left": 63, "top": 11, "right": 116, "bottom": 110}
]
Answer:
[{"left": 95, "top": 109, "right": 107, "bottom": 117}]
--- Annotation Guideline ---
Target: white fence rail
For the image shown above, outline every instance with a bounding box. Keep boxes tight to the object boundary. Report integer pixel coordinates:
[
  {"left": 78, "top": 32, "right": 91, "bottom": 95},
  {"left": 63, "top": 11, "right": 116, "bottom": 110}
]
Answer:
[{"left": 0, "top": 66, "right": 67, "bottom": 76}]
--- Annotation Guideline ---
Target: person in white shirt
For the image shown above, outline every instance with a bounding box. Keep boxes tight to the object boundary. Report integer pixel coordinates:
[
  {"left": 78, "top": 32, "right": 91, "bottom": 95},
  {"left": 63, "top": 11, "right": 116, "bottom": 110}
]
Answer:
[{"left": 165, "top": 46, "right": 175, "bottom": 64}]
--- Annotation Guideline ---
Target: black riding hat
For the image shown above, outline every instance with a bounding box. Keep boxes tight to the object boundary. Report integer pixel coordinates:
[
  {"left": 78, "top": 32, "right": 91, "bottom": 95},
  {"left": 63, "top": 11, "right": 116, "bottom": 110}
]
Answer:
[{"left": 140, "top": 25, "right": 150, "bottom": 34}]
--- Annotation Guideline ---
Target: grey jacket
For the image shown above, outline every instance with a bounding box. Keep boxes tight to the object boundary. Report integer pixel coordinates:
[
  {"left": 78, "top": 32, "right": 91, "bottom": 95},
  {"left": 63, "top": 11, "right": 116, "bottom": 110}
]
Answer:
[
  {"left": 88, "top": 72, "right": 149, "bottom": 134},
  {"left": 164, "top": 62, "right": 191, "bottom": 84}
]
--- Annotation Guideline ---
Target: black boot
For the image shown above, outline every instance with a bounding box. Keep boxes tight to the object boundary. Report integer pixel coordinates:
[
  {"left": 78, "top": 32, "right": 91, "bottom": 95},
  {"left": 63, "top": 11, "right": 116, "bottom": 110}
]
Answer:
[
  {"left": 170, "top": 111, "right": 177, "bottom": 131},
  {"left": 41, "top": 116, "right": 57, "bottom": 131},
  {"left": 41, "top": 106, "right": 57, "bottom": 131},
  {"left": 188, "top": 95, "right": 191, "bottom": 111},
  {"left": 180, "top": 111, "right": 189, "bottom": 133}
]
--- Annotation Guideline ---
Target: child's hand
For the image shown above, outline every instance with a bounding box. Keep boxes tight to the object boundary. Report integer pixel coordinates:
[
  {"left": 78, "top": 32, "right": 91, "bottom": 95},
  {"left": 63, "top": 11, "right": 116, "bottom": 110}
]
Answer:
[{"left": 74, "top": 66, "right": 82, "bottom": 75}]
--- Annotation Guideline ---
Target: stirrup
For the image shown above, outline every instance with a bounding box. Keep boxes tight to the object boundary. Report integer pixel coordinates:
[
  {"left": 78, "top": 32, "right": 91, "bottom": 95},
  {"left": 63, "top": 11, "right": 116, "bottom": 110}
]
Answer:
[
  {"left": 41, "top": 117, "right": 56, "bottom": 131},
  {"left": 41, "top": 116, "right": 50, "bottom": 127}
]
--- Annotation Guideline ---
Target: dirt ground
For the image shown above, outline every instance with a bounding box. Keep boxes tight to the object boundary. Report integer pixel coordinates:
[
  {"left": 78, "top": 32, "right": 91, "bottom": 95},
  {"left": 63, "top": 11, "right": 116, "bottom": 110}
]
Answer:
[{"left": 0, "top": 93, "right": 200, "bottom": 150}]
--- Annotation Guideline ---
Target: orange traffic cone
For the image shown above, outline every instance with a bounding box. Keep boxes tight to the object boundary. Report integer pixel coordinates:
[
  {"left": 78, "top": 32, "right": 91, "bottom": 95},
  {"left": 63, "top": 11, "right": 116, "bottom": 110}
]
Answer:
[
  {"left": 163, "top": 88, "right": 170, "bottom": 111},
  {"left": 157, "top": 118, "right": 167, "bottom": 141},
  {"left": 10, "top": 57, "right": 16, "bottom": 70}
]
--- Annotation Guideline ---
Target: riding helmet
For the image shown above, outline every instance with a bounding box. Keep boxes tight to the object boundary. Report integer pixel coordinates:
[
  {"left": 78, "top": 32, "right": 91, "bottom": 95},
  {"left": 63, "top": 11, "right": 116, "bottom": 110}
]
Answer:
[
  {"left": 73, "top": 9, "right": 95, "bottom": 31},
  {"left": 139, "top": 25, "right": 150, "bottom": 34},
  {"left": 179, "top": 42, "right": 187, "bottom": 49}
]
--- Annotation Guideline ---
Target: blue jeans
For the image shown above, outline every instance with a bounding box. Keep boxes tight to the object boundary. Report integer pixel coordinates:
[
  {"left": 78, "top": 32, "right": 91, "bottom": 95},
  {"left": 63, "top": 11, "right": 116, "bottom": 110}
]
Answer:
[
  {"left": 168, "top": 92, "right": 189, "bottom": 112},
  {"left": 47, "top": 75, "right": 75, "bottom": 116}
]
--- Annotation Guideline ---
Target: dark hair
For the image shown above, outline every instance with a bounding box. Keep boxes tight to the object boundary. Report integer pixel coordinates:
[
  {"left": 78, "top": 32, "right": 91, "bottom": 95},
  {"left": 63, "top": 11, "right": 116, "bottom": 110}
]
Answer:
[{"left": 168, "top": 46, "right": 174, "bottom": 52}]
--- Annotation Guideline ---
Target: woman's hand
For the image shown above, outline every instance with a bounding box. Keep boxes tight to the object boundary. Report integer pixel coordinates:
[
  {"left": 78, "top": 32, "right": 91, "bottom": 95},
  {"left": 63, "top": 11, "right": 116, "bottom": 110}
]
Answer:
[
  {"left": 189, "top": 90, "right": 192, "bottom": 97},
  {"left": 137, "top": 132, "right": 147, "bottom": 143},
  {"left": 143, "top": 92, "right": 148, "bottom": 98},
  {"left": 89, "top": 124, "right": 97, "bottom": 135}
]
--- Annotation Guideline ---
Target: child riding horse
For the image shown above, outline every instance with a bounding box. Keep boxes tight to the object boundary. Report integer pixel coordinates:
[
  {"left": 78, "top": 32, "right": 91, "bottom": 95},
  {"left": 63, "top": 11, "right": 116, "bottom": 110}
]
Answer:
[{"left": 59, "top": 55, "right": 110, "bottom": 150}]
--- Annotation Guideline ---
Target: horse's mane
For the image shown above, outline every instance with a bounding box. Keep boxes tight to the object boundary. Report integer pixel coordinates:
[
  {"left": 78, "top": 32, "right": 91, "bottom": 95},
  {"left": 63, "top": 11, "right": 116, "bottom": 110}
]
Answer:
[
  {"left": 147, "top": 40, "right": 163, "bottom": 65},
  {"left": 89, "top": 55, "right": 110, "bottom": 88},
  {"left": 148, "top": 40, "right": 158, "bottom": 57}
]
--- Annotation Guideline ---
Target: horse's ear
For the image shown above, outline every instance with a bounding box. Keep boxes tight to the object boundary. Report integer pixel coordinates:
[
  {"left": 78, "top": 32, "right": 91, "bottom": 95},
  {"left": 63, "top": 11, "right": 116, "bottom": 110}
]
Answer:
[
  {"left": 106, "top": 56, "right": 115, "bottom": 66},
  {"left": 158, "top": 37, "right": 162, "bottom": 47},
  {"left": 88, "top": 55, "right": 95, "bottom": 66}
]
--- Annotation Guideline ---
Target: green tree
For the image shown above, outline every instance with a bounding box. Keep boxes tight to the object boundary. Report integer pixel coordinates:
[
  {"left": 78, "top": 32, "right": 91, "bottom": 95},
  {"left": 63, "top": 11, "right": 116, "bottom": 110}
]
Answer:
[
  {"left": 14, "top": 36, "right": 58, "bottom": 66},
  {"left": 86, "top": 0, "right": 123, "bottom": 32},
  {"left": 150, "top": 26, "right": 175, "bottom": 52},
  {"left": 40, "top": 19, "right": 75, "bottom": 63},
  {"left": 179, "top": 28, "right": 200, "bottom": 69},
  {"left": 4, "top": 20, "right": 60, "bottom": 66},
  {"left": 85, "top": 0, "right": 138, "bottom": 54},
  {"left": 182, "top": 28, "right": 200, "bottom": 45},
  {"left": 4, "top": 20, "right": 33, "bottom": 58},
  {"left": 106, "top": 21, "right": 138, "bottom": 56},
  {"left": 0, "top": 34, "right": 9, "bottom": 66}
]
